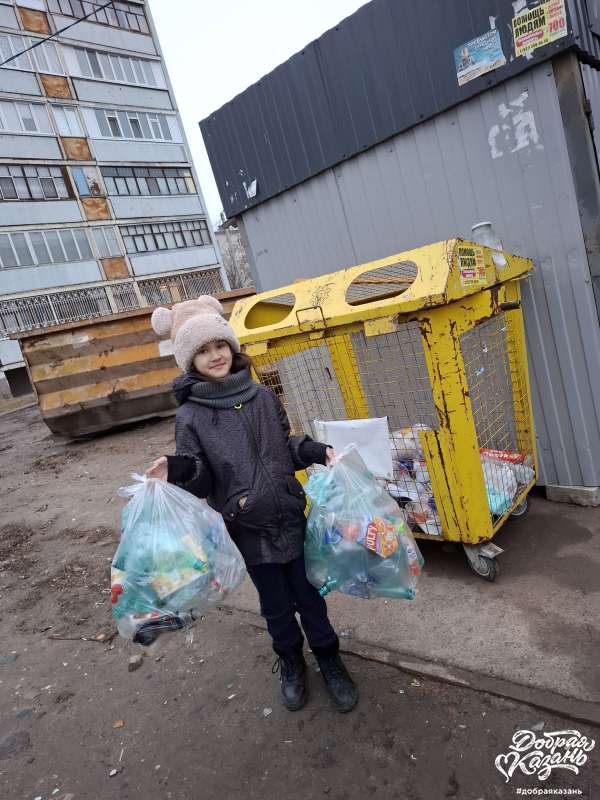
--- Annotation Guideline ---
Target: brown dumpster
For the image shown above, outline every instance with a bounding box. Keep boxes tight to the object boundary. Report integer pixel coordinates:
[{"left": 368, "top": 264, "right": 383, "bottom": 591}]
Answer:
[{"left": 12, "top": 288, "right": 255, "bottom": 438}]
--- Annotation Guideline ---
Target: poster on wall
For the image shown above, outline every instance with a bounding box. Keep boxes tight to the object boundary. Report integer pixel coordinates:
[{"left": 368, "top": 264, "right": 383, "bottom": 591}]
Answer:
[
  {"left": 457, "top": 245, "right": 487, "bottom": 288},
  {"left": 512, "top": 0, "right": 568, "bottom": 57},
  {"left": 454, "top": 29, "right": 507, "bottom": 86}
]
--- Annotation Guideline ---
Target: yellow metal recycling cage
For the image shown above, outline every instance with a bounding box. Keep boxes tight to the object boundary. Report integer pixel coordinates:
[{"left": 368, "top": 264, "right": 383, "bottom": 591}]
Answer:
[{"left": 230, "top": 240, "right": 537, "bottom": 580}]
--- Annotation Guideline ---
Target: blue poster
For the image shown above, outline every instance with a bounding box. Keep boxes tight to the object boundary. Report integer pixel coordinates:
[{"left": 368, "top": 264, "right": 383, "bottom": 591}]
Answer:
[{"left": 454, "top": 29, "right": 506, "bottom": 86}]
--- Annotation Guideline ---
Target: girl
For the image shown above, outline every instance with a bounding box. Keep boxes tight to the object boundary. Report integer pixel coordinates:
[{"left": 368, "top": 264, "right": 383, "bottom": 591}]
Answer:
[{"left": 146, "top": 295, "right": 358, "bottom": 713}]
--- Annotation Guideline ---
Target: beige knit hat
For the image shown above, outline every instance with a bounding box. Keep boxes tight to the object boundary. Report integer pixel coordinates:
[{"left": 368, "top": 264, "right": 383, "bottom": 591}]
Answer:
[{"left": 151, "top": 295, "right": 241, "bottom": 372}]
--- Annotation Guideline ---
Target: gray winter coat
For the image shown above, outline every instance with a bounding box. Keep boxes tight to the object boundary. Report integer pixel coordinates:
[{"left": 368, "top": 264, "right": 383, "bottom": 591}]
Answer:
[{"left": 167, "top": 372, "right": 328, "bottom": 566}]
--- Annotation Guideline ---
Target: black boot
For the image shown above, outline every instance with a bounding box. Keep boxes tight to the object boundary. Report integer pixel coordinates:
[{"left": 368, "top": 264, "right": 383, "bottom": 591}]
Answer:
[
  {"left": 273, "top": 653, "right": 307, "bottom": 711},
  {"left": 315, "top": 653, "right": 359, "bottom": 713}
]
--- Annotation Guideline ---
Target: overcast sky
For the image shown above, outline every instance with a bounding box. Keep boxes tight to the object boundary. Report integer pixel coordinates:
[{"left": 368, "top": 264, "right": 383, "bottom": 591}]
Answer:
[{"left": 147, "top": 0, "right": 367, "bottom": 227}]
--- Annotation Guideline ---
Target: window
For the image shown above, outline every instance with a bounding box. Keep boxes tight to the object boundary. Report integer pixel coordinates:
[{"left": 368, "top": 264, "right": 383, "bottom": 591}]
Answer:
[
  {"left": 93, "top": 108, "right": 176, "bottom": 142},
  {"left": 98, "top": 53, "right": 113, "bottom": 80},
  {"left": 131, "top": 59, "right": 143, "bottom": 83},
  {"left": 158, "top": 115, "right": 172, "bottom": 140},
  {"left": 106, "top": 113, "right": 121, "bottom": 137},
  {"left": 0, "top": 235, "right": 18, "bottom": 268},
  {"left": 73, "top": 228, "right": 93, "bottom": 259},
  {"left": 16, "top": 103, "right": 37, "bottom": 132},
  {"left": 0, "top": 175, "right": 17, "bottom": 200},
  {"left": 0, "top": 100, "right": 52, "bottom": 134},
  {"left": 52, "top": 105, "right": 84, "bottom": 137},
  {"left": 47, "top": 1, "right": 149, "bottom": 34},
  {"left": 128, "top": 113, "right": 142, "bottom": 138},
  {"left": 44, "top": 230, "right": 64, "bottom": 262},
  {"left": 120, "top": 219, "right": 211, "bottom": 255},
  {"left": 100, "top": 166, "right": 196, "bottom": 196},
  {"left": 0, "top": 34, "right": 63, "bottom": 74},
  {"left": 140, "top": 60, "right": 154, "bottom": 85},
  {"left": 12, "top": 234, "right": 33, "bottom": 265},
  {"left": 58, "top": 229, "right": 79, "bottom": 261},
  {"left": 121, "top": 57, "right": 135, "bottom": 83},
  {"left": 31, "top": 166, "right": 65, "bottom": 201},
  {"left": 75, "top": 48, "right": 91, "bottom": 77},
  {"left": 88, "top": 50, "right": 102, "bottom": 79},
  {"left": 29, "top": 232, "right": 51, "bottom": 263},
  {"left": 92, "top": 226, "right": 121, "bottom": 258},
  {"left": 0, "top": 227, "right": 94, "bottom": 269},
  {"left": 109, "top": 54, "right": 125, "bottom": 82},
  {"left": 71, "top": 166, "right": 102, "bottom": 197},
  {"left": 0, "top": 101, "right": 52, "bottom": 135},
  {"left": 147, "top": 114, "right": 162, "bottom": 139}
]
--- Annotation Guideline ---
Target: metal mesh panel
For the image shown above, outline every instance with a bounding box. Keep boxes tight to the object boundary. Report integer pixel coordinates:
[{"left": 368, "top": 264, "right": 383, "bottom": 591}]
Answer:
[
  {"left": 254, "top": 327, "right": 436, "bottom": 435},
  {"left": 461, "top": 314, "right": 518, "bottom": 453},
  {"left": 351, "top": 324, "right": 437, "bottom": 430},
  {"left": 255, "top": 338, "right": 347, "bottom": 438},
  {"left": 460, "top": 314, "right": 525, "bottom": 522},
  {"left": 264, "top": 293, "right": 295, "bottom": 306},
  {"left": 345, "top": 261, "right": 418, "bottom": 305},
  {"left": 504, "top": 317, "right": 535, "bottom": 461},
  {"left": 253, "top": 323, "right": 443, "bottom": 536}
]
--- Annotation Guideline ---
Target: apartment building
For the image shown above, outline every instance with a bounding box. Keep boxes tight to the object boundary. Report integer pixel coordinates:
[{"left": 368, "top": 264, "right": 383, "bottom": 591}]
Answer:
[{"left": 0, "top": 0, "right": 227, "bottom": 395}]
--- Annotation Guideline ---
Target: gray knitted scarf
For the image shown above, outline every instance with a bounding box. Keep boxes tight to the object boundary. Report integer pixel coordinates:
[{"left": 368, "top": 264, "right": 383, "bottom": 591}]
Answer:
[{"left": 188, "top": 368, "right": 260, "bottom": 409}]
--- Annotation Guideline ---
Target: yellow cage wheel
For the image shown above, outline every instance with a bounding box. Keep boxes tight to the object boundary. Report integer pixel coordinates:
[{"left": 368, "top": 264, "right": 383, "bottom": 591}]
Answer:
[
  {"left": 510, "top": 499, "right": 529, "bottom": 519},
  {"left": 463, "top": 544, "right": 500, "bottom": 582}
]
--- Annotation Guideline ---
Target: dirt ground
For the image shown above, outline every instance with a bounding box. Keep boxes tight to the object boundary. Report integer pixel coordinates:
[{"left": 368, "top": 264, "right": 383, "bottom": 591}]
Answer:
[{"left": 1, "top": 406, "right": 598, "bottom": 800}]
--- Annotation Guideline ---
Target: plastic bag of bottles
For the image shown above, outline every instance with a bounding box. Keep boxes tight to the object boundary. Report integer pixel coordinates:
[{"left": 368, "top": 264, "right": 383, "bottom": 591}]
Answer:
[
  {"left": 304, "top": 446, "right": 424, "bottom": 600},
  {"left": 111, "top": 474, "right": 246, "bottom": 646}
]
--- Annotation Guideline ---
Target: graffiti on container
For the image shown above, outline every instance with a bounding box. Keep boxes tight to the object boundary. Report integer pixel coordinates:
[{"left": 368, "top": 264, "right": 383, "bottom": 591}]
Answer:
[{"left": 488, "top": 90, "right": 543, "bottom": 159}]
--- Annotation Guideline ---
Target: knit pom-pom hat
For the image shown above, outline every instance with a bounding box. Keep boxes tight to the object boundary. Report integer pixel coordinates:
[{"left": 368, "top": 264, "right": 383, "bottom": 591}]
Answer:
[{"left": 151, "top": 295, "right": 241, "bottom": 372}]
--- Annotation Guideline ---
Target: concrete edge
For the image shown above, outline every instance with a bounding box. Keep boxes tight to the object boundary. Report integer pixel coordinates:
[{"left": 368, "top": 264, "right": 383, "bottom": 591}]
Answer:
[
  {"left": 227, "top": 606, "right": 600, "bottom": 728},
  {"left": 546, "top": 484, "right": 600, "bottom": 507}
]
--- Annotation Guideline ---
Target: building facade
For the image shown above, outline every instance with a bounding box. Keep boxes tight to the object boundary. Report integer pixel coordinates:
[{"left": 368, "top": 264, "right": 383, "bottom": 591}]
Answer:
[{"left": 0, "top": 0, "right": 228, "bottom": 394}]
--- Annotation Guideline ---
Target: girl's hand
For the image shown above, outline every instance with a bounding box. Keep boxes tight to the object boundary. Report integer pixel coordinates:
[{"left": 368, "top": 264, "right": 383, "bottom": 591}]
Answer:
[
  {"left": 325, "top": 447, "right": 336, "bottom": 466},
  {"left": 146, "top": 456, "right": 168, "bottom": 481}
]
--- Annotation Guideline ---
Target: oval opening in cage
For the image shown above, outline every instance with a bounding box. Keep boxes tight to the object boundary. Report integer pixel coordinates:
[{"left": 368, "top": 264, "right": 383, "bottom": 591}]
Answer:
[
  {"left": 245, "top": 292, "right": 296, "bottom": 329},
  {"left": 345, "top": 261, "right": 418, "bottom": 306}
]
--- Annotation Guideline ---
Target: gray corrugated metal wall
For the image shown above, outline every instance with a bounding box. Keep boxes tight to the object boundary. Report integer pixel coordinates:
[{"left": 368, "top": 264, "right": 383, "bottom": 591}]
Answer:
[
  {"left": 571, "top": 0, "right": 600, "bottom": 62},
  {"left": 580, "top": 62, "right": 600, "bottom": 318},
  {"left": 240, "top": 63, "right": 600, "bottom": 487},
  {"left": 202, "top": 0, "right": 585, "bottom": 218}
]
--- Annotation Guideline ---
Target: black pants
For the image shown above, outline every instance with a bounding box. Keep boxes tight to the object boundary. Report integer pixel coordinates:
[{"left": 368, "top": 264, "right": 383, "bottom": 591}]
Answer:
[{"left": 247, "top": 553, "right": 339, "bottom": 659}]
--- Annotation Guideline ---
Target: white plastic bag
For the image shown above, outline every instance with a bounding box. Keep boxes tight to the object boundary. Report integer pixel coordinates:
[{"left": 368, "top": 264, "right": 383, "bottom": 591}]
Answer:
[
  {"left": 314, "top": 417, "right": 394, "bottom": 479},
  {"left": 481, "top": 460, "right": 518, "bottom": 516}
]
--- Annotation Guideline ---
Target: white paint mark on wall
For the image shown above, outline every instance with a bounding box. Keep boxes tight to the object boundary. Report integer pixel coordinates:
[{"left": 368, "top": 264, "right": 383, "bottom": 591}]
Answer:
[
  {"left": 243, "top": 178, "right": 258, "bottom": 199},
  {"left": 488, "top": 90, "right": 543, "bottom": 159}
]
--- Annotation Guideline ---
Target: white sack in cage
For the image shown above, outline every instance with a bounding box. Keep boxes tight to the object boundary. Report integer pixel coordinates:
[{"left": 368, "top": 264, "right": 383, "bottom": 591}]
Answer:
[{"left": 313, "top": 417, "right": 394, "bottom": 479}]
